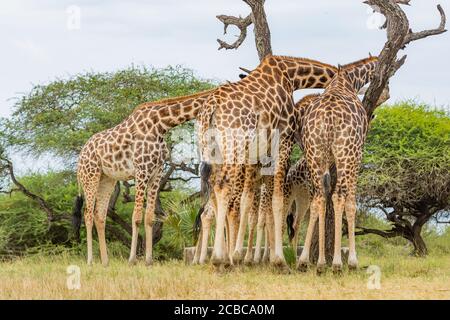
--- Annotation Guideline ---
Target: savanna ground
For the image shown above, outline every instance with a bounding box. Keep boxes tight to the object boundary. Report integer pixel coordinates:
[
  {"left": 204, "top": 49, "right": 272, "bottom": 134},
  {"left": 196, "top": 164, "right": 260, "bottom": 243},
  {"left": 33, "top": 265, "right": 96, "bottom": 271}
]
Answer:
[{"left": 1, "top": 244, "right": 449, "bottom": 300}]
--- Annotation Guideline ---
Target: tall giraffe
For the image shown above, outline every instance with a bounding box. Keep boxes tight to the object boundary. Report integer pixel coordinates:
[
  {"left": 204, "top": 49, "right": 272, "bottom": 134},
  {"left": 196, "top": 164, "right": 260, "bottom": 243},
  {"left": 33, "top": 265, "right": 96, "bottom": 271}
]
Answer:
[
  {"left": 77, "top": 88, "right": 217, "bottom": 266},
  {"left": 246, "top": 94, "right": 318, "bottom": 264},
  {"left": 198, "top": 55, "right": 339, "bottom": 268},
  {"left": 298, "top": 57, "right": 380, "bottom": 273}
]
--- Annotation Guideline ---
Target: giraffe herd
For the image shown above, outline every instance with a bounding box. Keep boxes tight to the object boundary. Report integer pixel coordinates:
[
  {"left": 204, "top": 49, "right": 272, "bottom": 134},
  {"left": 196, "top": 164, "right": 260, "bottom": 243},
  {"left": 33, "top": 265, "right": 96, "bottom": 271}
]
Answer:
[{"left": 77, "top": 54, "right": 389, "bottom": 273}]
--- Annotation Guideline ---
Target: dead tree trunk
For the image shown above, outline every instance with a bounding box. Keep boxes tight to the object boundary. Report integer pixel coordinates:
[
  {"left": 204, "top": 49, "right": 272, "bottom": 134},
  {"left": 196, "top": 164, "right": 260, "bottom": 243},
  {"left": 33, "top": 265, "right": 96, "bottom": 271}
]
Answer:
[{"left": 217, "top": 0, "right": 272, "bottom": 61}]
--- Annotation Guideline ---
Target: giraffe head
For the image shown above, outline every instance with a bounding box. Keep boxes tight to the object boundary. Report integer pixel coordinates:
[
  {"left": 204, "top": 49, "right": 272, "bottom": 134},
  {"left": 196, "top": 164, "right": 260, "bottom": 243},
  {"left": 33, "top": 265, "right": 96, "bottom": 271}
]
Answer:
[{"left": 339, "top": 56, "right": 379, "bottom": 92}]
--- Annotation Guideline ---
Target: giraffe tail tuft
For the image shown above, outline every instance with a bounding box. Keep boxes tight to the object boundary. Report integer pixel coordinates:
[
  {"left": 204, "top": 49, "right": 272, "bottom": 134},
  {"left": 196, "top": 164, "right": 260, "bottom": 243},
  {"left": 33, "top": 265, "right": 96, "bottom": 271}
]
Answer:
[
  {"left": 200, "top": 161, "right": 213, "bottom": 201},
  {"left": 286, "top": 212, "right": 295, "bottom": 242},
  {"left": 323, "top": 171, "right": 332, "bottom": 197},
  {"left": 193, "top": 206, "right": 204, "bottom": 243},
  {"left": 71, "top": 195, "right": 84, "bottom": 242}
]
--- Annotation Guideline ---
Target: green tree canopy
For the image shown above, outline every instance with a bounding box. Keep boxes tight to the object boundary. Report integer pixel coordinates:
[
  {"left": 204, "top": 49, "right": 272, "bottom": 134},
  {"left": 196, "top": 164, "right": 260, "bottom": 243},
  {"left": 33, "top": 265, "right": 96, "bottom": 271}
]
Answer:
[
  {"left": 358, "top": 102, "right": 450, "bottom": 255},
  {"left": 0, "top": 65, "right": 215, "bottom": 162}
]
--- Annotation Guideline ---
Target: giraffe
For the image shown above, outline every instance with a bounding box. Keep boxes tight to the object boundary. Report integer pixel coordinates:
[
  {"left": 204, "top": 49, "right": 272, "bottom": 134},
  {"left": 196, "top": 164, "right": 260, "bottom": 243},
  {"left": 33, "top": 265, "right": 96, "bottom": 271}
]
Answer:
[
  {"left": 198, "top": 55, "right": 339, "bottom": 268},
  {"left": 246, "top": 94, "right": 318, "bottom": 264},
  {"left": 77, "top": 87, "right": 218, "bottom": 267},
  {"left": 297, "top": 56, "right": 382, "bottom": 273}
]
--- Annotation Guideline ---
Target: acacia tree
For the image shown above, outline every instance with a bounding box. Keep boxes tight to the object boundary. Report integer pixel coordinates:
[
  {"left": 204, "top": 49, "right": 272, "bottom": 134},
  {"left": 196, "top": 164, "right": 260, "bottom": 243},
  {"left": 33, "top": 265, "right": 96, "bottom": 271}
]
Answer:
[
  {"left": 357, "top": 104, "right": 450, "bottom": 256},
  {"left": 216, "top": 0, "right": 447, "bottom": 263}
]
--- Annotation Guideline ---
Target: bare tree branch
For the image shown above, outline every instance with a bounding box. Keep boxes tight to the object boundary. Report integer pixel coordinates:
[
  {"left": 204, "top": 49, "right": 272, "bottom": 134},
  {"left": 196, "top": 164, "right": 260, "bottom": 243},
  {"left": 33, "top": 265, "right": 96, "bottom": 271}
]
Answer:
[
  {"left": 0, "top": 156, "right": 56, "bottom": 222},
  {"left": 404, "top": 5, "right": 447, "bottom": 45},
  {"left": 216, "top": 0, "right": 272, "bottom": 61},
  {"left": 216, "top": 14, "right": 252, "bottom": 50},
  {"left": 362, "top": 0, "right": 447, "bottom": 117}
]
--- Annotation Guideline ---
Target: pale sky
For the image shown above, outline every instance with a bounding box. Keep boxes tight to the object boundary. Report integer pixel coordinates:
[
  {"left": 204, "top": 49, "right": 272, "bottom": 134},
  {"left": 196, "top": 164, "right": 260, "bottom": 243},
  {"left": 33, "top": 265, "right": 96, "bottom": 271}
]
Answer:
[
  {"left": 1, "top": 0, "right": 449, "bottom": 121},
  {"left": 0, "top": 0, "right": 449, "bottom": 122}
]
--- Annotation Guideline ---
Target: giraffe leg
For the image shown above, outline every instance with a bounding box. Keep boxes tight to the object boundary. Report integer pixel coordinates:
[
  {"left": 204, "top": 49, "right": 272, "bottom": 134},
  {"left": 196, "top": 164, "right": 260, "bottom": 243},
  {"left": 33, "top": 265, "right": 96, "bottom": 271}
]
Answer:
[
  {"left": 233, "top": 166, "right": 256, "bottom": 264},
  {"left": 291, "top": 194, "right": 309, "bottom": 260},
  {"left": 211, "top": 181, "right": 231, "bottom": 267},
  {"left": 297, "top": 195, "right": 320, "bottom": 271},
  {"left": 192, "top": 228, "right": 202, "bottom": 265},
  {"left": 316, "top": 194, "right": 327, "bottom": 273},
  {"left": 331, "top": 192, "right": 345, "bottom": 273},
  {"left": 84, "top": 192, "right": 96, "bottom": 266},
  {"left": 199, "top": 206, "right": 214, "bottom": 264},
  {"left": 259, "top": 177, "right": 275, "bottom": 263},
  {"left": 144, "top": 170, "right": 163, "bottom": 267},
  {"left": 345, "top": 193, "right": 358, "bottom": 270},
  {"left": 94, "top": 176, "right": 116, "bottom": 267},
  {"left": 272, "top": 168, "right": 289, "bottom": 268},
  {"left": 129, "top": 172, "right": 148, "bottom": 265},
  {"left": 82, "top": 176, "right": 100, "bottom": 266},
  {"left": 227, "top": 206, "right": 238, "bottom": 260},
  {"left": 244, "top": 195, "right": 258, "bottom": 265},
  {"left": 253, "top": 191, "right": 266, "bottom": 264}
]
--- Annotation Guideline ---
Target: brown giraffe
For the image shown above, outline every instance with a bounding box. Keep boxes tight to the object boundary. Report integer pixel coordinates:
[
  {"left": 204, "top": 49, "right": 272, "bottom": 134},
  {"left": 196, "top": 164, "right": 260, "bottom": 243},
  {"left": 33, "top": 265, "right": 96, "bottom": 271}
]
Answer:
[
  {"left": 198, "top": 55, "right": 339, "bottom": 268},
  {"left": 246, "top": 94, "right": 318, "bottom": 264},
  {"left": 248, "top": 87, "right": 388, "bottom": 265},
  {"left": 297, "top": 57, "right": 381, "bottom": 273},
  {"left": 77, "top": 87, "right": 217, "bottom": 267}
]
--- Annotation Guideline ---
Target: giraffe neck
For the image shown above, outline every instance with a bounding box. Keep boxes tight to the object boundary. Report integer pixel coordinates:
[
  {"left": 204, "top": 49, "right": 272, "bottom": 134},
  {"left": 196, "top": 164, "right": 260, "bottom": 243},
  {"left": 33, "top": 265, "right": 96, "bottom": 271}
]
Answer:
[
  {"left": 340, "top": 57, "right": 379, "bottom": 92},
  {"left": 133, "top": 88, "right": 216, "bottom": 133},
  {"left": 261, "top": 55, "right": 338, "bottom": 91}
]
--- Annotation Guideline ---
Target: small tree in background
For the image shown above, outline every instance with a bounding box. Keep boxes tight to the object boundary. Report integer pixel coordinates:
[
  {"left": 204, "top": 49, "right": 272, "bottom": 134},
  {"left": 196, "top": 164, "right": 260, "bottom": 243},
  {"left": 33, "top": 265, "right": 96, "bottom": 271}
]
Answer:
[{"left": 357, "top": 103, "right": 450, "bottom": 256}]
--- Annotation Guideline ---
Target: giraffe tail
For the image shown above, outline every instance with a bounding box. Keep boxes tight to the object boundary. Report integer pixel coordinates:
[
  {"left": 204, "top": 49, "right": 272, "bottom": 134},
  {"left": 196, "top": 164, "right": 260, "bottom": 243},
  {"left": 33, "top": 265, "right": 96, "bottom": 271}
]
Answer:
[
  {"left": 286, "top": 212, "right": 295, "bottom": 242},
  {"left": 193, "top": 206, "right": 204, "bottom": 243},
  {"left": 72, "top": 173, "right": 84, "bottom": 242},
  {"left": 322, "top": 171, "right": 332, "bottom": 197},
  {"left": 200, "top": 161, "right": 212, "bottom": 202}
]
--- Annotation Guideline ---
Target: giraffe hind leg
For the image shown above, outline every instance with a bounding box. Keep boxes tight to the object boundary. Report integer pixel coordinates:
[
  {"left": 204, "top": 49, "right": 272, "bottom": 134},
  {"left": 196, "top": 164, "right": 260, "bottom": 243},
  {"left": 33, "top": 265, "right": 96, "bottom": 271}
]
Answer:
[
  {"left": 81, "top": 173, "right": 101, "bottom": 266},
  {"left": 94, "top": 176, "right": 117, "bottom": 267}
]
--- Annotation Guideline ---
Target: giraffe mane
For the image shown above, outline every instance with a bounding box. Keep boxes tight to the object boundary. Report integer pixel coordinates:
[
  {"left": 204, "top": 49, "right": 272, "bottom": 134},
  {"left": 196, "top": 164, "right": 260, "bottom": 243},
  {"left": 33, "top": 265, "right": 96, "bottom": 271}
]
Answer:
[
  {"left": 133, "top": 87, "right": 217, "bottom": 112},
  {"left": 269, "top": 55, "right": 338, "bottom": 70},
  {"left": 340, "top": 57, "right": 378, "bottom": 70}
]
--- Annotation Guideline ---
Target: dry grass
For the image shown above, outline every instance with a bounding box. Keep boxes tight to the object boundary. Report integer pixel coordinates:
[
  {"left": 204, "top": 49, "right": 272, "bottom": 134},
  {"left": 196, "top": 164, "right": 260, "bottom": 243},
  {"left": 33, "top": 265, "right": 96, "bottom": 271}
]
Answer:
[{"left": 0, "top": 252, "right": 449, "bottom": 300}]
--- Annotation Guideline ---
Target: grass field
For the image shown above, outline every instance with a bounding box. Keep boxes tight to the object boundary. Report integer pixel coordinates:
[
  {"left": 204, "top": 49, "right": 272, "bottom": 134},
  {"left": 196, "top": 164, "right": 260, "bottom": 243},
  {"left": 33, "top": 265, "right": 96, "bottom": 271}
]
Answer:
[{"left": 0, "top": 250, "right": 449, "bottom": 300}]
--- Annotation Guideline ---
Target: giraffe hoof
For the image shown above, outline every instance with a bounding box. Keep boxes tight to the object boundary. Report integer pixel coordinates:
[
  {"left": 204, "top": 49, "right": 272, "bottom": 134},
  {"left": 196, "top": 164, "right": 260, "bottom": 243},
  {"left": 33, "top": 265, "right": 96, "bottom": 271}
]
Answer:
[
  {"left": 128, "top": 257, "right": 138, "bottom": 266},
  {"left": 243, "top": 257, "right": 254, "bottom": 266},
  {"left": 272, "top": 257, "right": 288, "bottom": 271},
  {"left": 316, "top": 263, "right": 327, "bottom": 275},
  {"left": 232, "top": 251, "right": 243, "bottom": 265},
  {"left": 332, "top": 264, "right": 343, "bottom": 274},
  {"left": 348, "top": 263, "right": 358, "bottom": 271},
  {"left": 297, "top": 262, "right": 309, "bottom": 272},
  {"left": 210, "top": 255, "right": 224, "bottom": 267}
]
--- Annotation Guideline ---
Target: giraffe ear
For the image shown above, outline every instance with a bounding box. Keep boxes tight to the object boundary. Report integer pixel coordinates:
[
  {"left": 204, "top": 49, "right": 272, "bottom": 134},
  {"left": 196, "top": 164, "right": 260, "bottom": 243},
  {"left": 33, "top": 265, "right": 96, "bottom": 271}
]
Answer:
[{"left": 337, "top": 64, "right": 343, "bottom": 72}]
